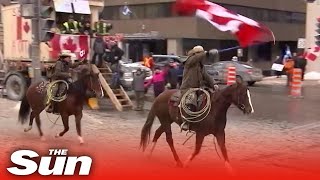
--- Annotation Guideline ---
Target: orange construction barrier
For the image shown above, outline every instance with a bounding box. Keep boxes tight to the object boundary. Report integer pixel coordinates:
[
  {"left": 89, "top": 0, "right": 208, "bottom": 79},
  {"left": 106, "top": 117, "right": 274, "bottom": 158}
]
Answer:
[
  {"left": 226, "top": 66, "right": 236, "bottom": 85},
  {"left": 290, "top": 68, "right": 303, "bottom": 98}
]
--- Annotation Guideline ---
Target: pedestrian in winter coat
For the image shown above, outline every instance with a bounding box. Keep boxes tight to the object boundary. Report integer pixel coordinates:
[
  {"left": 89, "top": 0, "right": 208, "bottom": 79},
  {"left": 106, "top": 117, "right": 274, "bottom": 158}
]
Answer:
[
  {"left": 92, "top": 36, "right": 106, "bottom": 67},
  {"left": 109, "top": 42, "right": 124, "bottom": 65},
  {"left": 166, "top": 60, "right": 179, "bottom": 89},
  {"left": 145, "top": 67, "right": 166, "bottom": 97},
  {"left": 293, "top": 52, "right": 307, "bottom": 81},
  {"left": 132, "top": 68, "right": 147, "bottom": 111}
]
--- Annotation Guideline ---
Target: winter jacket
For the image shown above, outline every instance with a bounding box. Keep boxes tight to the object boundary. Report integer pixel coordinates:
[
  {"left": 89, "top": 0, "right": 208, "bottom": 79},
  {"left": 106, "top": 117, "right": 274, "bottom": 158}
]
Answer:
[
  {"left": 109, "top": 45, "right": 124, "bottom": 64},
  {"left": 179, "top": 51, "right": 217, "bottom": 93},
  {"left": 51, "top": 59, "right": 83, "bottom": 81},
  {"left": 93, "top": 37, "right": 106, "bottom": 54},
  {"left": 132, "top": 71, "right": 147, "bottom": 92},
  {"left": 166, "top": 67, "right": 179, "bottom": 86}
]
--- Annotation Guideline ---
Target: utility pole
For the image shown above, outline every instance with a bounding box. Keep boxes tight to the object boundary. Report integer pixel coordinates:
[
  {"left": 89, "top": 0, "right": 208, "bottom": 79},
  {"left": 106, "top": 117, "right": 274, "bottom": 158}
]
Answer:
[{"left": 20, "top": 0, "right": 55, "bottom": 84}]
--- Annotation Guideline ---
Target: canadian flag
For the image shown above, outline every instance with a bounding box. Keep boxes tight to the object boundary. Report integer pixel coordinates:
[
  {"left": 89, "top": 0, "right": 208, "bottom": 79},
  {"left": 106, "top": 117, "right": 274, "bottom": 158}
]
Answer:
[
  {"left": 17, "top": 16, "right": 32, "bottom": 41},
  {"left": 49, "top": 34, "right": 90, "bottom": 60},
  {"left": 305, "top": 46, "right": 320, "bottom": 61},
  {"left": 174, "top": 0, "right": 275, "bottom": 48}
]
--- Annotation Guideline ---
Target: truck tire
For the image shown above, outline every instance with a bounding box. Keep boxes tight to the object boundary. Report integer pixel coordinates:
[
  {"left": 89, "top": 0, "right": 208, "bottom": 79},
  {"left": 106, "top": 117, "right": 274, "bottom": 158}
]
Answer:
[{"left": 6, "top": 74, "right": 27, "bottom": 101}]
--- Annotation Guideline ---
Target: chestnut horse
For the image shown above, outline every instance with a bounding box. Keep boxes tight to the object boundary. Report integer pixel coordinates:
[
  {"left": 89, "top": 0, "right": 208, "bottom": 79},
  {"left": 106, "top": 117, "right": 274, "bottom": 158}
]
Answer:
[
  {"left": 140, "top": 79, "right": 254, "bottom": 171},
  {"left": 18, "top": 67, "right": 103, "bottom": 144}
]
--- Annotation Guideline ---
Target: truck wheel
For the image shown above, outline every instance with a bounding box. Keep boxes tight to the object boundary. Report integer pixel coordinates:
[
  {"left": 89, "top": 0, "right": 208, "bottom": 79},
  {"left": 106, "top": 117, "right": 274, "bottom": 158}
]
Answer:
[{"left": 6, "top": 74, "right": 27, "bottom": 101}]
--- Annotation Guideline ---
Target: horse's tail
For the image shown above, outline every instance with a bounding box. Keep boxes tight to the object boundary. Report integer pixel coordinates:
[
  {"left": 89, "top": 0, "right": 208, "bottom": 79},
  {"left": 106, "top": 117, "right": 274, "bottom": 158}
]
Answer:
[
  {"left": 140, "top": 104, "right": 156, "bottom": 152},
  {"left": 18, "top": 95, "right": 30, "bottom": 125}
]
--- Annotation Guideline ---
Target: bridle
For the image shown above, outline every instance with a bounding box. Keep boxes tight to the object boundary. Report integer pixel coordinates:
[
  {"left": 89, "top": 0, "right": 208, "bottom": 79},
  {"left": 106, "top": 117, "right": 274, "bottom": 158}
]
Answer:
[
  {"left": 237, "top": 89, "right": 246, "bottom": 111},
  {"left": 88, "top": 71, "right": 103, "bottom": 97}
]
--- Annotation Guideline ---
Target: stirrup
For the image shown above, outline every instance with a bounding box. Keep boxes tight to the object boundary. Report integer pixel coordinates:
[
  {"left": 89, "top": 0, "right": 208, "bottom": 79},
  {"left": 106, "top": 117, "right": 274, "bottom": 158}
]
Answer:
[{"left": 180, "top": 121, "right": 189, "bottom": 132}]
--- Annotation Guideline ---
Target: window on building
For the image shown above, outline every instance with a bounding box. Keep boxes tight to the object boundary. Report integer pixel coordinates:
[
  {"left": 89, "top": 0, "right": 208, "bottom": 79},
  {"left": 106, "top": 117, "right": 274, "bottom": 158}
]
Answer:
[{"left": 101, "top": 3, "right": 305, "bottom": 25}]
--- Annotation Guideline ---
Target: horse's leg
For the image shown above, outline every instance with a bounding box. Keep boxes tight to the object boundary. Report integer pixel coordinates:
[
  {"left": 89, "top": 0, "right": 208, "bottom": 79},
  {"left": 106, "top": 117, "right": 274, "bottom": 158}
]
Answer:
[
  {"left": 164, "top": 125, "right": 183, "bottom": 167},
  {"left": 34, "top": 114, "right": 45, "bottom": 141},
  {"left": 55, "top": 114, "right": 69, "bottom": 138},
  {"left": 75, "top": 112, "right": 84, "bottom": 145},
  {"left": 184, "top": 133, "right": 205, "bottom": 167},
  {"left": 148, "top": 125, "right": 165, "bottom": 157},
  {"left": 24, "top": 111, "right": 34, "bottom": 132},
  {"left": 215, "top": 130, "right": 234, "bottom": 175}
]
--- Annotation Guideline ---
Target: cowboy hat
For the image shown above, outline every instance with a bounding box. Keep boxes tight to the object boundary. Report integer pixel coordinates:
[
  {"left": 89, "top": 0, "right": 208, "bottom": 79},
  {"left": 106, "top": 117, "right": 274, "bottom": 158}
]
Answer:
[
  {"left": 192, "top": 45, "right": 204, "bottom": 53},
  {"left": 60, "top": 50, "right": 72, "bottom": 57}
]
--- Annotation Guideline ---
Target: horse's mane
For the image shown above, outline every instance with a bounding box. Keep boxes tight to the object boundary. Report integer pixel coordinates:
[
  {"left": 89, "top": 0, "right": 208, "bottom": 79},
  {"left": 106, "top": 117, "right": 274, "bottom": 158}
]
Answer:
[{"left": 68, "top": 69, "right": 91, "bottom": 96}]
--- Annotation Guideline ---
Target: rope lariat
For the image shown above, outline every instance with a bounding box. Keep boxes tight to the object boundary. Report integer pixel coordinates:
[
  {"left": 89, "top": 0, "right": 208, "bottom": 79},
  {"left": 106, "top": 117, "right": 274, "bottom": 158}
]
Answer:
[
  {"left": 179, "top": 88, "right": 211, "bottom": 123},
  {"left": 46, "top": 80, "right": 69, "bottom": 103}
]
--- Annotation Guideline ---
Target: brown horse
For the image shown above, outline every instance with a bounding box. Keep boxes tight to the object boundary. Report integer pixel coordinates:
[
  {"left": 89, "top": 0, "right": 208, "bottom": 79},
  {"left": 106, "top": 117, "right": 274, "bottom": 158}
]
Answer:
[
  {"left": 18, "top": 66, "right": 103, "bottom": 144},
  {"left": 140, "top": 78, "right": 254, "bottom": 171}
]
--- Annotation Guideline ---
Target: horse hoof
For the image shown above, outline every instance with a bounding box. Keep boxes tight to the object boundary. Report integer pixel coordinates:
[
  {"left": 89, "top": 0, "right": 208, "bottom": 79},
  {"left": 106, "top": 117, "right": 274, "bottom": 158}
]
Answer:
[
  {"left": 40, "top": 136, "right": 46, "bottom": 141},
  {"left": 78, "top": 136, "right": 84, "bottom": 144},
  {"left": 55, "top": 134, "right": 60, "bottom": 138},
  {"left": 183, "top": 156, "right": 192, "bottom": 168},
  {"left": 225, "top": 162, "right": 235, "bottom": 176},
  {"left": 176, "top": 161, "right": 183, "bottom": 168},
  {"left": 24, "top": 126, "right": 32, "bottom": 132}
]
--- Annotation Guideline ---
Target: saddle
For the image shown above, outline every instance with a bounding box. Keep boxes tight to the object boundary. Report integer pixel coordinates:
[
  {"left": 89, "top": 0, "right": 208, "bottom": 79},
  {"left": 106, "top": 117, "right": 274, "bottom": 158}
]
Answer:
[
  {"left": 169, "top": 87, "right": 213, "bottom": 110},
  {"left": 169, "top": 87, "right": 214, "bottom": 132}
]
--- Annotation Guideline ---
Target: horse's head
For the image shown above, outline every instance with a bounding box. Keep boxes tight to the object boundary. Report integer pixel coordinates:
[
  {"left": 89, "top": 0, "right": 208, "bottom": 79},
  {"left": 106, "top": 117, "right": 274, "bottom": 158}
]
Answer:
[
  {"left": 229, "top": 78, "right": 254, "bottom": 114},
  {"left": 80, "top": 67, "right": 104, "bottom": 98}
]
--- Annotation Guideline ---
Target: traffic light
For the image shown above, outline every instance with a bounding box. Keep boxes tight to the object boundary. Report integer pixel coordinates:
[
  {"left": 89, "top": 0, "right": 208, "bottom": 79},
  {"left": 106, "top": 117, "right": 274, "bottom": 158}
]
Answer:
[
  {"left": 316, "top": 17, "right": 320, "bottom": 47},
  {"left": 39, "top": 0, "right": 55, "bottom": 42}
]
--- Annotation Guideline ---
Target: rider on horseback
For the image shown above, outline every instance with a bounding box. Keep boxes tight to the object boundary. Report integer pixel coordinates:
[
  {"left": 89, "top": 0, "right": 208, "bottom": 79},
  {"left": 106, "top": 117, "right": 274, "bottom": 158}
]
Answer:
[
  {"left": 179, "top": 45, "right": 220, "bottom": 131},
  {"left": 46, "top": 50, "right": 87, "bottom": 114}
]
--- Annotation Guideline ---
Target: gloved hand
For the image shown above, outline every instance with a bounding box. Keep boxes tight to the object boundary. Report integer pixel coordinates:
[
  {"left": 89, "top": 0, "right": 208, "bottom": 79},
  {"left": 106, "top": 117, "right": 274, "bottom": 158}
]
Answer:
[
  {"left": 209, "top": 49, "right": 220, "bottom": 62},
  {"left": 209, "top": 49, "right": 219, "bottom": 56}
]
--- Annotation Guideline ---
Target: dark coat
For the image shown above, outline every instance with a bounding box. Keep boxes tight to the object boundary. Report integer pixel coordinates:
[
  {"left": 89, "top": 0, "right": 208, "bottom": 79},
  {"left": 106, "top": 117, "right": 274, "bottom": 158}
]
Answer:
[
  {"left": 109, "top": 45, "right": 124, "bottom": 64},
  {"left": 132, "top": 71, "right": 147, "bottom": 92},
  {"left": 166, "top": 67, "right": 179, "bottom": 85},
  {"left": 51, "top": 59, "right": 83, "bottom": 81},
  {"left": 179, "top": 51, "right": 216, "bottom": 92},
  {"left": 93, "top": 37, "right": 106, "bottom": 54}
]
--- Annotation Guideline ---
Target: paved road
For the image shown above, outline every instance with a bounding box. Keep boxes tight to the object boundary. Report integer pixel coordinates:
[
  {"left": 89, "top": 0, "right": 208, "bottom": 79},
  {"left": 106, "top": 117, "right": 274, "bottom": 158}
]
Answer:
[{"left": 0, "top": 78, "right": 320, "bottom": 178}]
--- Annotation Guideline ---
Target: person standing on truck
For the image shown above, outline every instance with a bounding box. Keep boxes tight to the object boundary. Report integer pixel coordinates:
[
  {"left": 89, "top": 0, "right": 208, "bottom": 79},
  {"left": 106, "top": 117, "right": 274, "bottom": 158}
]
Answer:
[
  {"left": 94, "top": 18, "right": 113, "bottom": 36},
  {"left": 46, "top": 50, "right": 87, "bottom": 114},
  {"left": 62, "top": 15, "right": 80, "bottom": 34}
]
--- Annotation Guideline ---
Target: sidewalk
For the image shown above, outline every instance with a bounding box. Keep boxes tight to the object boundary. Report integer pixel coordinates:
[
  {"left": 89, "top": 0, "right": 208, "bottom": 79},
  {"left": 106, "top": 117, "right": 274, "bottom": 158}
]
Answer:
[{"left": 257, "top": 76, "right": 320, "bottom": 86}]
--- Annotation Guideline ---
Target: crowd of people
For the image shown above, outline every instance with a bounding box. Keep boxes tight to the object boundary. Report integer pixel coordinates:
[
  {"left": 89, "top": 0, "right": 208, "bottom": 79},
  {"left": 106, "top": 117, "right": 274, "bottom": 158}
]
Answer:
[
  {"left": 58, "top": 15, "right": 113, "bottom": 37},
  {"left": 132, "top": 55, "right": 184, "bottom": 111}
]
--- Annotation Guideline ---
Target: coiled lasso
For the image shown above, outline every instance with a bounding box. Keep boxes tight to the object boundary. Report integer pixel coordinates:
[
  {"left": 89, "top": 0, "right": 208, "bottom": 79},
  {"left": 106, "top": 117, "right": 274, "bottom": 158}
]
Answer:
[
  {"left": 178, "top": 88, "right": 211, "bottom": 123},
  {"left": 46, "top": 80, "right": 69, "bottom": 103}
]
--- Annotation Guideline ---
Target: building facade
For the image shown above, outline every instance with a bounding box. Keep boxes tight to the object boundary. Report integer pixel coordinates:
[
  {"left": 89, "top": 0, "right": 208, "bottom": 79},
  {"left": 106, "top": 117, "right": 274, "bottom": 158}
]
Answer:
[{"left": 103, "top": 0, "right": 306, "bottom": 72}]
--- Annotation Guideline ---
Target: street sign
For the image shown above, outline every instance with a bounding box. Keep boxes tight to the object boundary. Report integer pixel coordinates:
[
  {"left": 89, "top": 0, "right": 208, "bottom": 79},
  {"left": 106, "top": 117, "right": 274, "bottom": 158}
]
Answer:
[{"left": 297, "top": 38, "right": 306, "bottom": 49}]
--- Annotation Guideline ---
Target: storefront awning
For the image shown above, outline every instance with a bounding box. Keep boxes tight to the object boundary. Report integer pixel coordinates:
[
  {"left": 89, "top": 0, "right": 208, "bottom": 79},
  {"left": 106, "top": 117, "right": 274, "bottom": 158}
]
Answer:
[{"left": 54, "top": 0, "right": 91, "bottom": 14}]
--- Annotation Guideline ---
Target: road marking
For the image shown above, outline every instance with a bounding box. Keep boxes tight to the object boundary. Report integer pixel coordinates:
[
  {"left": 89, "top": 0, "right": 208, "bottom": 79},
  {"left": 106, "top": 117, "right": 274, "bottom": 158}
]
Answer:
[{"left": 288, "top": 121, "right": 320, "bottom": 131}]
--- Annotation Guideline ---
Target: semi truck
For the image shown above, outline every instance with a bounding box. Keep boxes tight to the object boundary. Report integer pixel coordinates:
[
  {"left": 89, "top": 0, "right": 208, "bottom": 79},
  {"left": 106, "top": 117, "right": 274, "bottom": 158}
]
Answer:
[{"left": 0, "top": 0, "right": 105, "bottom": 101}]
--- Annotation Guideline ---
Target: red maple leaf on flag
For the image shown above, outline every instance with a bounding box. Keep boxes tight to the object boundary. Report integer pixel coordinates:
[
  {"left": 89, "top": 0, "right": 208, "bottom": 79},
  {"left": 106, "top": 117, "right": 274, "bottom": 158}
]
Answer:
[{"left": 63, "top": 37, "right": 77, "bottom": 52}]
